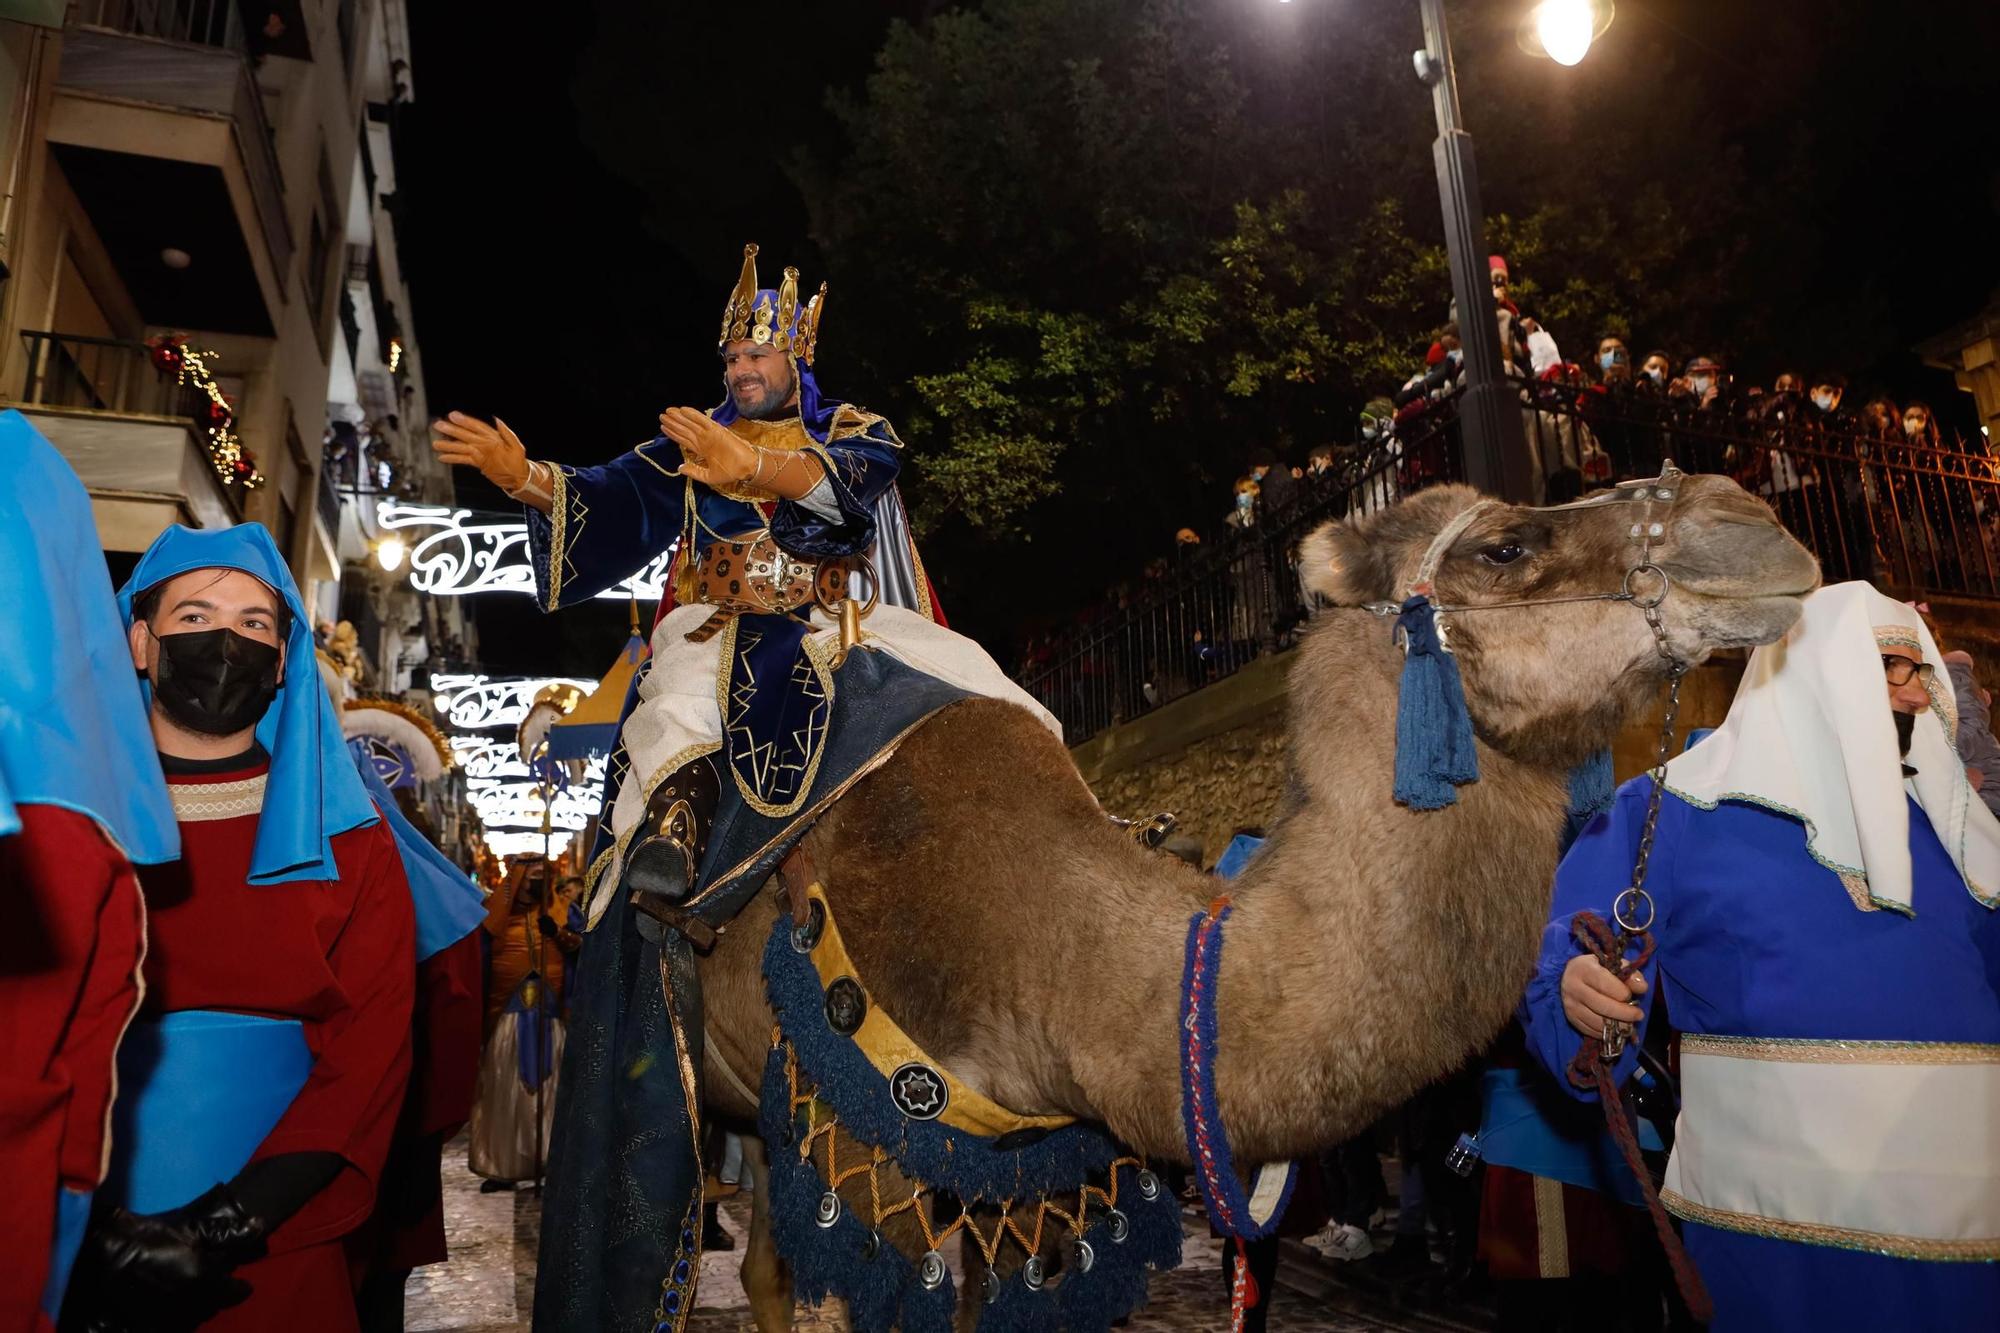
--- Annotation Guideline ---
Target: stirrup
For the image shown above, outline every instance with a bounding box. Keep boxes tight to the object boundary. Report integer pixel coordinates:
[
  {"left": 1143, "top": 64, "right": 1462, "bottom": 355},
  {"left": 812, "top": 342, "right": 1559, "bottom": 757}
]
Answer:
[{"left": 624, "top": 753, "right": 720, "bottom": 944}]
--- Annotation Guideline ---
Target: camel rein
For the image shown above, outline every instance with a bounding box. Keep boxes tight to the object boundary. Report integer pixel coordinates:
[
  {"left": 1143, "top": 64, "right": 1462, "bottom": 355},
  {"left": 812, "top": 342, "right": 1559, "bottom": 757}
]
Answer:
[{"left": 1363, "top": 467, "right": 1714, "bottom": 1319}]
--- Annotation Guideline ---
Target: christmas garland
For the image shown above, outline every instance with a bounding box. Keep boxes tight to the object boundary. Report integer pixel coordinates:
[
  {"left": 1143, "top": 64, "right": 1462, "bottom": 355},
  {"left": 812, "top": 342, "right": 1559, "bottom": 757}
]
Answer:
[{"left": 145, "top": 336, "right": 264, "bottom": 489}]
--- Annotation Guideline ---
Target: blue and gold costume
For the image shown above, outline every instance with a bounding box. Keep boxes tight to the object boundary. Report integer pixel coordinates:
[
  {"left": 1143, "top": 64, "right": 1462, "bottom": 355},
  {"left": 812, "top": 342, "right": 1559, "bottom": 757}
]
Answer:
[
  {"left": 526, "top": 246, "right": 1056, "bottom": 1332},
  {"left": 524, "top": 246, "right": 931, "bottom": 820}
]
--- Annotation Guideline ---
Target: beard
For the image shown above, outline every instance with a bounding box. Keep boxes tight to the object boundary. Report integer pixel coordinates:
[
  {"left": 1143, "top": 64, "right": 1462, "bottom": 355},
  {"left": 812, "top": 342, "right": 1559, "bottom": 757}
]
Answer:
[
  {"left": 729, "top": 365, "right": 797, "bottom": 420},
  {"left": 1895, "top": 709, "right": 1917, "bottom": 758}
]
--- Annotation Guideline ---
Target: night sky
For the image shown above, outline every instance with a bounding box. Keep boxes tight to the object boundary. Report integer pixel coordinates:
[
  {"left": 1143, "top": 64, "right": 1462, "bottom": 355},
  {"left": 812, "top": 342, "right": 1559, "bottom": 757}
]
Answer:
[{"left": 402, "top": 0, "right": 2000, "bottom": 680}]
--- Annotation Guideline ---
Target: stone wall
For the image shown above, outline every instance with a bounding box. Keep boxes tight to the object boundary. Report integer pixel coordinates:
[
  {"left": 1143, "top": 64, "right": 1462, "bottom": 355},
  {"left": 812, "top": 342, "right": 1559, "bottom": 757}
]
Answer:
[{"left": 1071, "top": 653, "right": 1292, "bottom": 869}]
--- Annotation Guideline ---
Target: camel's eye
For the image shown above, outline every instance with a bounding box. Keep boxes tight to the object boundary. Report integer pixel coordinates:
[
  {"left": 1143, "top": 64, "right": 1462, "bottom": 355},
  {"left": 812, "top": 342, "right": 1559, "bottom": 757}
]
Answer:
[{"left": 1478, "top": 542, "right": 1528, "bottom": 566}]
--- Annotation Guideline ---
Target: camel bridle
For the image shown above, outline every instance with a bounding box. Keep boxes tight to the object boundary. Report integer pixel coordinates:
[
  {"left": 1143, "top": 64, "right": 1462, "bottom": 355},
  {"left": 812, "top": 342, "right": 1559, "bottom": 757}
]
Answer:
[{"left": 1361, "top": 463, "right": 1715, "bottom": 1318}]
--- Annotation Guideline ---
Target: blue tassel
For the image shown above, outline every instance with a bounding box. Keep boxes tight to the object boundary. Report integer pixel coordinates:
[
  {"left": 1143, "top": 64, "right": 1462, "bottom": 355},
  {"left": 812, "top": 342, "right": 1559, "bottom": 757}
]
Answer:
[{"left": 1392, "top": 594, "right": 1481, "bottom": 810}]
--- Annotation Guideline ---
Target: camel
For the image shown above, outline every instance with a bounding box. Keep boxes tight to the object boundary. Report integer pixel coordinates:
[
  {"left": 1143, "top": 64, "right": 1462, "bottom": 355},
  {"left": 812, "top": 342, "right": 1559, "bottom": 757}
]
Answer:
[{"left": 690, "top": 474, "right": 1820, "bottom": 1328}]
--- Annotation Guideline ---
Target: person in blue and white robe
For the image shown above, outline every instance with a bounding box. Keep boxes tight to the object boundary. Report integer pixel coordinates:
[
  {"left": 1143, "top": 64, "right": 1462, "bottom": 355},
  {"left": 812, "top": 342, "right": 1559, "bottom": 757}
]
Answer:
[{"left": 1522, "top": 581, "right": 2000, "bottom": 1332}]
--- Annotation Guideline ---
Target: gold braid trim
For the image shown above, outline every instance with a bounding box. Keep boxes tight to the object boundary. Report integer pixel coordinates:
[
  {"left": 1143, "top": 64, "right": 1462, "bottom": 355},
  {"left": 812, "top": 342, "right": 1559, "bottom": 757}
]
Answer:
[
  {"left": 781, "top": 1044, "right": 1142, "bottom": 1269},
  {"left": 1532, "top": 1174, "right": 1569, "bottom": 1279},
  {"left": 825, "top": 402, "right": 897, "bottom": 446},
  {"left": 687, "top": 708, "right": 950, "bottom": 910},
  {"left": 1682, "top": 1034, "right": 2000, "bottom": 1065},
  {"left": 1661, "top": 1189, "right": 2000, "bottom": 1262},
  {"left": 546, "top": 465, "right": 571, "bottom": 609},
  {"left": 343, "top": 697, "right": 454, "bottom": 770},
  {"left": 714, "top": 615, "right": 837, "bottom": 820}
]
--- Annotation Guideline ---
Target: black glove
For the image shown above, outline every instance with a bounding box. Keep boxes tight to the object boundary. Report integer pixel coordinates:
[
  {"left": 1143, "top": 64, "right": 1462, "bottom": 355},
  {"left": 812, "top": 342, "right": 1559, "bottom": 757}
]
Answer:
[
  {"left": 168, "top": 1182, "right": 270, "bottom": 1270},
  {"left": 538, "top": 912, "right": 558, "bottom": 938},
  {"left": 60, "top": 1200, "right": 251, "bottom": 1333}
]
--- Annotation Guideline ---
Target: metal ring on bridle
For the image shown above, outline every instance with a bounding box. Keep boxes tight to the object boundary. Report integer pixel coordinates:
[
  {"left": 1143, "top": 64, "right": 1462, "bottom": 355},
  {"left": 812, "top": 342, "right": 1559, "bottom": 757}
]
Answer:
[
  {"left": 1623, "top": 562, "right": 1671, "bottom": 609},
  {"left": 1612, "top": 886, "right": 1656, "bottom": 934}
]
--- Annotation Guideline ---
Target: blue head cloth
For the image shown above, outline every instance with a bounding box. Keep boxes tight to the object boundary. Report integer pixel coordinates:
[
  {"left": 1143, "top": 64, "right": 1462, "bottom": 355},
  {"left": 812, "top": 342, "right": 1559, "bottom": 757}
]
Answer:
[
  {"left": 710, "top": 286, "right": 839, "bottom": 441},
  {"left": 0, "top": 411, "right": 178, "bottom": 860},
  {"left": 348, "top": 742, "right": 486, "bottom": 959},
  {"left": 118, "top": 523, "right": 377, "bottom": 883},
  {"left": 1392, "top": 594, "right": 1482, "bottom": 810}
]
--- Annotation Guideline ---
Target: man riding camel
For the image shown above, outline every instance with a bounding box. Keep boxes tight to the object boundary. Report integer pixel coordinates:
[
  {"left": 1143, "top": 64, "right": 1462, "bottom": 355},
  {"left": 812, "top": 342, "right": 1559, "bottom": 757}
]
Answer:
[{"left": 432, "top": 243, "right": 1056, "bottom": 1328}]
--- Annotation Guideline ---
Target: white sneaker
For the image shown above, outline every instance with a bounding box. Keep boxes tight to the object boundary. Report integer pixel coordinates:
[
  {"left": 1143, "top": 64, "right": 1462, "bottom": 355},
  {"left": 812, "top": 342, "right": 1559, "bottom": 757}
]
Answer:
[{"left": 1313, "top": 1223, "right": 1374, "bottom": 1262}]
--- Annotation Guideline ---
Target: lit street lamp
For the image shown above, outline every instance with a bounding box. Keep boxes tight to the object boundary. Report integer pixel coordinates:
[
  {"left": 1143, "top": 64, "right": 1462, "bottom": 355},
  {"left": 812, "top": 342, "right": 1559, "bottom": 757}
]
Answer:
[
  {"left": 1521, "top": 0, "right": 1614, "bottom": 67},
  {"left": 1411, "top": 0, "right": 1531, "bottom": 500},
  {"left": 1287, "top": 1, "right": 1610, "bottom": 500}
]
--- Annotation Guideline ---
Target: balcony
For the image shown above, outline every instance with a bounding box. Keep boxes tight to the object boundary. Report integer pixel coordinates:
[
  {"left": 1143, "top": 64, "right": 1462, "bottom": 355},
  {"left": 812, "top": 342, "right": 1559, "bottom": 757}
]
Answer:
[
  {"left": 48, "top": 1, "right": 295, "bottom": 336},
  {"left": 12, "top": 331, "right": 241, "bottom": 551}
]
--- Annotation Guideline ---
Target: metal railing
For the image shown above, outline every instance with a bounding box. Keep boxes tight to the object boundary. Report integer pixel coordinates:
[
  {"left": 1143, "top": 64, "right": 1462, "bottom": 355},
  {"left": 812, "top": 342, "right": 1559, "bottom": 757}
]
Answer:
[
  {"left": 73, "top": 0, "right": 244, "bottom": 49},
  {"left": 1017, "top": 409, "right": 1464, "bottom": 743},
  {"left": 1018, "top": 381, "right": 2000, "bottom": 744},
  {"left": 69, "top": 0, "right": 294, "bottom": 280},
  {"left": 18, "top": 330, "right": 210, "bottom": 422}
]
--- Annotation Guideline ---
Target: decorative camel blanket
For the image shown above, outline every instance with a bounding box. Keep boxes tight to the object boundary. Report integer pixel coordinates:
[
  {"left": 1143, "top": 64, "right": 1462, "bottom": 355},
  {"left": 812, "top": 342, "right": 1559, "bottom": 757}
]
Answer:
[
  {"left": 759, "top": 886, "right": 1183, "bottom": 1330},
  {"left": 535, "top": 649, "right": 982, "bottom": 1333}
]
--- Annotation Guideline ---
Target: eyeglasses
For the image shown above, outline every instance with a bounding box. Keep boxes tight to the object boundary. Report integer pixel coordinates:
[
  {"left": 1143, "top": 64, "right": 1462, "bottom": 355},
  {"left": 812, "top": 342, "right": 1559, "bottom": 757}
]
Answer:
[{"left": 1881, "top": 655, "right": 1935, "bottom": 687}]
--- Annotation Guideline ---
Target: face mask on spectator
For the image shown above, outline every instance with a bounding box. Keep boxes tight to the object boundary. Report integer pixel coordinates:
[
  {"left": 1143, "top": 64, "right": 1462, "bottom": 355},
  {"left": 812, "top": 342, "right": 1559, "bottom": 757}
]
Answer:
[
  {"left": 1448, "top": 348, "right": 1464, "bottom": 366},
  {"left": 1904, "top": 415, "right": 1927, "bottom": 437},
  {"left": 1813, "top": 391, "right": 1837, "bottom": 412},
  {"left": 1362, "top": 422, "right": 1381, "bottom": 441},
  {"left": 1693, "top": 375, "right": 1714, "bottom": 396},
  {"left": 1599, "top": 350, "right": 1624, "bottom": 371},
  {"left": 1235, "top": 491, "right": 1255, "bottom": 512},
  {"left": 1643, "top": 366, "right": 1665, "bottom": 384}
]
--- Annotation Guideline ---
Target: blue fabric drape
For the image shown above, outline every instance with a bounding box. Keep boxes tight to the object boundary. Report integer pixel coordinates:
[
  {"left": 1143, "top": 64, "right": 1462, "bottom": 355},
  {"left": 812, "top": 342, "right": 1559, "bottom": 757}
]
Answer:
[
  {"left": 118, "top": 523, "right": 377, "bottom": 883},
  {"left": 349, "top": 745, "right": 485, "bottom": 960},
  {"left": 0, "top": 410, "right": 178, "bottom": 861}
]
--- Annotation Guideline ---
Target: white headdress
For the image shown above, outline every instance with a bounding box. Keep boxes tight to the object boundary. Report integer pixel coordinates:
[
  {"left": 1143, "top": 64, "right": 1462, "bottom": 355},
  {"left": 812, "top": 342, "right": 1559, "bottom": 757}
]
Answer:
[{"left": 1660, "top": 581, "right": 2000, "bottom": 916}]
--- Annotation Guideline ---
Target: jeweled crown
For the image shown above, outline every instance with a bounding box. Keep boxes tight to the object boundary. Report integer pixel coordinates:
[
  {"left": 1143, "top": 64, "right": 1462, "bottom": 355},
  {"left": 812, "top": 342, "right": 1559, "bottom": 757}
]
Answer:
[{"left": 718, "top": 243, "right": 827, "bottom": 366}]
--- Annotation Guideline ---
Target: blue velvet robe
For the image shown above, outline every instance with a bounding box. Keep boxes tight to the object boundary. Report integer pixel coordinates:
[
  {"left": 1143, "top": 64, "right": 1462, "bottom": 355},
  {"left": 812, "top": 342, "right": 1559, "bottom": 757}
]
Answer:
[
  {"left": 524, "top": 416, "right": 901, "bottom": 818},
  {"left": 1522, "top": 778, "right": 2000, "bottom": 1332}
]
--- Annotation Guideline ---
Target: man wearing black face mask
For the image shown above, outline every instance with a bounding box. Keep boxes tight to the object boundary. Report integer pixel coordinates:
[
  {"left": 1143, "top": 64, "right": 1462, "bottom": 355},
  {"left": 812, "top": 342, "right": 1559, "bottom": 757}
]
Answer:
[{"left": 61, "top": 524, "right": 414, "bottom": 1333}]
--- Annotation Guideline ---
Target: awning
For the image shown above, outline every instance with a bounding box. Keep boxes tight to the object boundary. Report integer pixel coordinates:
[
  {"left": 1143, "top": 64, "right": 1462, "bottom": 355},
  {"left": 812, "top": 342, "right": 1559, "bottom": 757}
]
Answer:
[{"left": 546, "top": 631, "right": 647, "bottom": 760}]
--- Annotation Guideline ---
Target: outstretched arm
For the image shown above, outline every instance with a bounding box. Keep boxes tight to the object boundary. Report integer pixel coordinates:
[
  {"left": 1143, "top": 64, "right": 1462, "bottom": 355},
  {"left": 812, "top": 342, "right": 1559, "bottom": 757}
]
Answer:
[
  {"left": 431, "top": 413, "right": 543, "bottom": 509},
  {"left": 432, "top": 413, "right": 706, "bottom": 610}
]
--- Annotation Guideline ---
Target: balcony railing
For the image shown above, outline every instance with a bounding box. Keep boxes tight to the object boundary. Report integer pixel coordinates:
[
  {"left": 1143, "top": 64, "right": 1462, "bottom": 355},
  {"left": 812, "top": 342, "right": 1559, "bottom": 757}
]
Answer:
[
  {"left": 318, "top": 451, "right": 343, "bottom": 535},
  {"left": 1017, "top": 383, "right": 2000, "bottom": 745},
  {"left": 64, "top": 0, "right": 294, "bottom": 281},
  {"left": 14, "top": 329, "right": 242, "bottom": 530},
  {"left": 73, "top": 0, "right": 242, "bottom": 47},
  {"left": 19, "top": 330, "right": 209, "bottom": 421}
]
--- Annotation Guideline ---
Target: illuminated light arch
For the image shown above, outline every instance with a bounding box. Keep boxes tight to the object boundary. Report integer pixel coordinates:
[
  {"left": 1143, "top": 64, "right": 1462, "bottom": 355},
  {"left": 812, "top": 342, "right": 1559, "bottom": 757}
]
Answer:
[
  {"left": 430, "top": 673, "right": 597, "bottom": 732},
  {"left": 378, "top": 503, "right": 674, "bottom": 600}
]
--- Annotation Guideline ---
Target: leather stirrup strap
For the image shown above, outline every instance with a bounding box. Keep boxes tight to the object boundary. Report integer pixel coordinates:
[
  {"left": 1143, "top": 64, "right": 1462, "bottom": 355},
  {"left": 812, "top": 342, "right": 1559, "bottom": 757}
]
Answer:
[{"left": 779, "top": 841, "right": 816, "bottom": 928}]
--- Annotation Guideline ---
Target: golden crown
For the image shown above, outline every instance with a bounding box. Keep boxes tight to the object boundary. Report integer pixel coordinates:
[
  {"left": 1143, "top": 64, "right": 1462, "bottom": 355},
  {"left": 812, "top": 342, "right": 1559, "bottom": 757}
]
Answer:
[{"left": 718, "top": 243, "right": 827, "bottom": 366}]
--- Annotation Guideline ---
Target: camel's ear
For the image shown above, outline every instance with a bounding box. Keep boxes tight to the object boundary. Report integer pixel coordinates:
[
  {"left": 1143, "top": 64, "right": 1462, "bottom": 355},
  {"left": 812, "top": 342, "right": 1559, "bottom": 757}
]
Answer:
[{"left": 1301, "top": 519, "right": 1398, "bottom": 606}]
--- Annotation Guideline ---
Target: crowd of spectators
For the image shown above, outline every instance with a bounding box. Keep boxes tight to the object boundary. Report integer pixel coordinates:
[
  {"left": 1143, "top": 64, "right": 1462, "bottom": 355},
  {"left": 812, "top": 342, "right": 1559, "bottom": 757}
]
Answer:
[{"left": 1020, "top": 253, "right": 2000, "bottom": 739}]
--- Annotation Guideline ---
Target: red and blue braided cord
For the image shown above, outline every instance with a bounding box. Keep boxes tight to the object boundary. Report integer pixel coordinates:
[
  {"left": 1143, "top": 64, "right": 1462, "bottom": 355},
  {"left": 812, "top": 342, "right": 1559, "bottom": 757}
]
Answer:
[{"left": 1178, "top": 900, "right": 1296, "bottom": 1245}]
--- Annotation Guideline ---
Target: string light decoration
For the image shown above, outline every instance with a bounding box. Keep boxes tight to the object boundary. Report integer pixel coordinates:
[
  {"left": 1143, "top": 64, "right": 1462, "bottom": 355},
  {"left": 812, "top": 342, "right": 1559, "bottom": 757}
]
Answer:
[{"left": 145, "top": 335, "right": 264, "bottom": 490}]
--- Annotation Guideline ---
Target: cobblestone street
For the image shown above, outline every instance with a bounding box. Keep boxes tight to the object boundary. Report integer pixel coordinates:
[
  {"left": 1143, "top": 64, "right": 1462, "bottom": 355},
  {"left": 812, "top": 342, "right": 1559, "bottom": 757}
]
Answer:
[{"left": 404, "top": 1141, "right": 1486, "bottom": 1332}]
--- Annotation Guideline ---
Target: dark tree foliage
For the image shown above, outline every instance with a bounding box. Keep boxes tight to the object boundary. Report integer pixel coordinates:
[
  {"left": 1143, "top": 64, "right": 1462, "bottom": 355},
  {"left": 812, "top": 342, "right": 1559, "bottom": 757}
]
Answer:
[
  {"left": 545, "top": 0, "right": 2000, "bottom": 650},
  {"left": 783, "top": 0, "right": 1790, "bottom": 640}
]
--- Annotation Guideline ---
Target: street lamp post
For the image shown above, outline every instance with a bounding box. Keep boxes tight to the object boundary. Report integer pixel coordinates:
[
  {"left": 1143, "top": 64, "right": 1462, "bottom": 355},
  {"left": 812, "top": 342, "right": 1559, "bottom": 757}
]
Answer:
[{"left": 1414, "top": 0, "right": 1534, "bottom": 502}]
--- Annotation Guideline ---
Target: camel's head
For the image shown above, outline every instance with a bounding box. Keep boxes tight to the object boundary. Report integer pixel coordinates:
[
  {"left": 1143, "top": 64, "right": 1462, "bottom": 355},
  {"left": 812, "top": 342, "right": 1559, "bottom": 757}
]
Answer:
[{"left": 1301, "top": 472, "right": 1820, "bottom": 766}]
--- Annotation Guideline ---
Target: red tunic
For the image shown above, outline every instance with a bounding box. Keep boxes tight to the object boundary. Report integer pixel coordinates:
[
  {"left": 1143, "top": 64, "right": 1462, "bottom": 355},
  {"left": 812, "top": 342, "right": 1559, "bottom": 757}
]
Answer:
[
  {"left": 141, "top": 760, "right": 415, "bottom": 1332},
  {"left": 0, "top": 805, "right": 147, "bottom": 1333},
  {"left": 347, "top": 930, "right": 482, "bottom": 1277}
]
